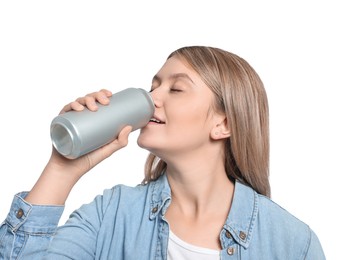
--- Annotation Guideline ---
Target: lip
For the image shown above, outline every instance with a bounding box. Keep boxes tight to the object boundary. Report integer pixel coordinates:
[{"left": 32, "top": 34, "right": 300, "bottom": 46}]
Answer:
[{"left": 148, "top": 114, "right": 165, "bottom": 124}]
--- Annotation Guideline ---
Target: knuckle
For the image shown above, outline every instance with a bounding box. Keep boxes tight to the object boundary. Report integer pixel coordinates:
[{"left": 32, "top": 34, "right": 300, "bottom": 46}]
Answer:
[{"left": 70, "top": 101, "right": 78, "bottom": 107}]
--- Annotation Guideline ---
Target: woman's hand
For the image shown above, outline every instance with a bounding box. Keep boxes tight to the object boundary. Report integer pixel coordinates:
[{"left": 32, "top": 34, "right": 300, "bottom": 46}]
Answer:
[
  {"left": 25, "top": 89, "right": 132, "bottom": 205},
  {"left": 51, "top": 89, "right": 132, "bottom": 176}
]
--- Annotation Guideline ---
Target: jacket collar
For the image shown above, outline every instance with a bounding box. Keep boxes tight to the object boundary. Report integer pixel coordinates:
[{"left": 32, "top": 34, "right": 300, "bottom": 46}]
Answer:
[
  {"left": 223, "top": 180, "right": 258, "bottom": 249},
  {"left": 148, "top": 173, "right": 171, "bottom": 220},
  {"left": 148, "top": 173, "right": 258, "bottom": 249}
]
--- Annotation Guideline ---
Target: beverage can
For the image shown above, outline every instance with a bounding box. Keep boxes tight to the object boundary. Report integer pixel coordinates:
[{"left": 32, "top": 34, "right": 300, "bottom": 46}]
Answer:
[{"left": 50, "top": 88, "right": 154, "bottom": 159}]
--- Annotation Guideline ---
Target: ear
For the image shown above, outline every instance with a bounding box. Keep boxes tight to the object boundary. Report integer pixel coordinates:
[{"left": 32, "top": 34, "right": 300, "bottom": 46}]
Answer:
[{"left": 210, "top": 116, "right": 231, "bottom": 140}]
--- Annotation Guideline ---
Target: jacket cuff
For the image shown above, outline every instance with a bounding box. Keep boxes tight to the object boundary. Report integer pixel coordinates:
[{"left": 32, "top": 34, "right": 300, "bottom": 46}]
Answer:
[{"left": 5, "top": 192, "right": 64, "bottom": 234}]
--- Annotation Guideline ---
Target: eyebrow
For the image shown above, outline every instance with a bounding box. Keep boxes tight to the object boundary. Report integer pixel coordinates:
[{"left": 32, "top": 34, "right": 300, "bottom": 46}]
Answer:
[{"left": 152, "top": 73, "right": 195, "bottom": 85}]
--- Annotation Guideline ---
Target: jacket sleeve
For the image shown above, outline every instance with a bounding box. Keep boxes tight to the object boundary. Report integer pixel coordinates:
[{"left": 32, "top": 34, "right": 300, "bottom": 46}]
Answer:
[
  {"left": 45, "top": 188, "right": 115, "bottom": 259},
  {"left": 304, "top": 228, "right": 326, "bottom": 260},
  {"left": 0, "top": 192, "right": 64, "bottom": 259},
  {"left": 1, "top": 188, "right": 116, "bottom": 260}
]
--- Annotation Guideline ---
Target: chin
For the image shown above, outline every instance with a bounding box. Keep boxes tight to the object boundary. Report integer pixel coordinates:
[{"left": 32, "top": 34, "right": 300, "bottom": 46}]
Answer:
[
  {"left": 137, "top": 134, "right": 153, "bottom": 150},
  {"left": 137, "top": 136, "right": 162, "bottom": 158},
  {"left": 138, "top": 129, "right": 156, "bottom": 147}
]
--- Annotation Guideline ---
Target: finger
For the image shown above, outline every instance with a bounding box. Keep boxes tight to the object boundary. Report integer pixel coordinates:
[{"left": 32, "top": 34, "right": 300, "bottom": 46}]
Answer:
[
  {"left": 94, "top": 91, "right": 111, "bottom": 106},
  {"left": 99, "top": 89, "right": 112, "bottom": 97},
  {"left": 83, "top": 90, "right": 112, "bottom": 108},
  {"left": 59, "top": 89, "right": 113, "bottom": 115},
  {"left": 116, "top": 125, "right": 133, "bottom": 148},
  {"left": 76, "top": 96, "right": 98, "bottom": 111},
  {"left": 59, "top": 102, "right": 85, "bottom": 114}
]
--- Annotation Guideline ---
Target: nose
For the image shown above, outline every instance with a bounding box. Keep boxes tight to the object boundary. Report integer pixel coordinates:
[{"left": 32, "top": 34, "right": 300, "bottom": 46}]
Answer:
[{"left": 149, "top": 89, "right": 163, "bottom": 108}]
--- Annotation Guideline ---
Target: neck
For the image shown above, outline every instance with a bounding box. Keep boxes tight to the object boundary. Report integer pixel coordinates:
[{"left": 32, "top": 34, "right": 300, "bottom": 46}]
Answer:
[{"left": 165, "top": 149, "right": 234, "bottom": 218}]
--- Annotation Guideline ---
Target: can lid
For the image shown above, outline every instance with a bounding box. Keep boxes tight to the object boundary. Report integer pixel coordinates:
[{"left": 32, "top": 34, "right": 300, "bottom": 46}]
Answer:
[{"left": 50, "top": 123, "right": 74, "bottom": 157}]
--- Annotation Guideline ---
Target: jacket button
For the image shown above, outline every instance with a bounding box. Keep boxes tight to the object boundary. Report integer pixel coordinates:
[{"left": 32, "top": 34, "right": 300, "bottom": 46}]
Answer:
[
  {"left": 225, "top": 230, "right": 232, "bottom": 238},
  {"left": 16, "top": 208, "right": 24, "bottom": 219},
  {"left": 152, "top": 206, "right": 158, "bottom": 213},
  {"left": 227, "top": 247, "right": 235, "bottom": 255},
  {"left": 239, "top": 231, "right": 247, "bottom": 240}
]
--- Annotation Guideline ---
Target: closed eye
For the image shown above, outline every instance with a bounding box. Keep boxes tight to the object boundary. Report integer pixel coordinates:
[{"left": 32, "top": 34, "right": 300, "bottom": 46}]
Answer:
[{"left": 170, "top": 88, "right": 182, "bottom": 92}]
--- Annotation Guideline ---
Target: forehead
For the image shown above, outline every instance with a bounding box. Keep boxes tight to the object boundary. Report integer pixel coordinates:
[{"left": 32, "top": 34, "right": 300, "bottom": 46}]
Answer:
[{"left": 154, "top": 56, "right": 201, "bottom": 83}]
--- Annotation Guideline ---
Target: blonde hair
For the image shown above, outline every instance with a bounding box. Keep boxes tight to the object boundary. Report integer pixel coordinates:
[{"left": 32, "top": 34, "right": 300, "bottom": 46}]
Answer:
[{"left": 143, "top": 46, "right": 270, "bottom": 197}]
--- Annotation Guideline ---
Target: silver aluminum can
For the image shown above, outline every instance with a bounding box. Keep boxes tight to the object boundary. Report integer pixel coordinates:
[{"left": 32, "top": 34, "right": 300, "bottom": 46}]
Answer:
[{"left": 50, "top": 88, "right": 154, "bottom": 159}]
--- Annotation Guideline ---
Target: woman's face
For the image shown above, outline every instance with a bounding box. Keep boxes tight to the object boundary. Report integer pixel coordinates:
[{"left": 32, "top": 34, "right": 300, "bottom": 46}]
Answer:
[{"left": 137, "top": 56, "right": 221, "bottom": 160}]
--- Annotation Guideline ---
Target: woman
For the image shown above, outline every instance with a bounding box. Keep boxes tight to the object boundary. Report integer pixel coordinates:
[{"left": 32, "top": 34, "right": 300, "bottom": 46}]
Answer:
[{"left": 0, "top": 46, "right": 325, "bottom": 259}]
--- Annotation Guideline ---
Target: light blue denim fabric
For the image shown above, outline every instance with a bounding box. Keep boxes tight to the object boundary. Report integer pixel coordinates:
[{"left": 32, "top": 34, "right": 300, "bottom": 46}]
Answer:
[{"left": 1, "top": 174, "right": 325, "bottom": 259}]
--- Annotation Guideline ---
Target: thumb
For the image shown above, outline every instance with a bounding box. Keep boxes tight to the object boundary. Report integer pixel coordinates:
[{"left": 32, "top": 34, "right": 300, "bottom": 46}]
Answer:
[{"left": 115, "top": 125, "right": 133, "bottom": 148}]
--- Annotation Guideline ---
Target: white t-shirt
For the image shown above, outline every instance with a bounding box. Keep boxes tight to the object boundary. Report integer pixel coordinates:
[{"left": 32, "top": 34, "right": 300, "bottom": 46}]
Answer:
[{"left": 167, "top": 230, "right": 220, "bottom": 260}]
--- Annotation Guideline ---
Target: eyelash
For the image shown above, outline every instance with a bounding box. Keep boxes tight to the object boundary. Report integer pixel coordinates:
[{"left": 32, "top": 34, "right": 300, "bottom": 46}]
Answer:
[{"left": 149, "top": 87, "right": 182, "bottom": 93}]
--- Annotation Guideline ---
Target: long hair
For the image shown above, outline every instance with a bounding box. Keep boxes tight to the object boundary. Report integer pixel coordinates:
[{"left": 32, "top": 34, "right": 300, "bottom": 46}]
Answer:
[{"left": 143, "top": 46, "right": 270, "bottom": 197}]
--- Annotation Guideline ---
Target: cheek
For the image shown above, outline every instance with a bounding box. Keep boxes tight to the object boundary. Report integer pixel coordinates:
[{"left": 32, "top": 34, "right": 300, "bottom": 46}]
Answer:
[{"left": 168, "top": 104, "right": 211, "bottom": 136}]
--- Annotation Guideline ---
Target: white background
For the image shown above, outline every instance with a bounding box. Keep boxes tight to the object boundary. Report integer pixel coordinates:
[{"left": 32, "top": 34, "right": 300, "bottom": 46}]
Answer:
[{"left": 0, "top": 1, "right": 336, "bottom": 259}]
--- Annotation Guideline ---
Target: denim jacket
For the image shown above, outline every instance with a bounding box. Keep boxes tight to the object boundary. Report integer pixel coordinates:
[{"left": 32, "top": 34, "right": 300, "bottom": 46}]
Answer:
[{"left": 0, "top": 174, "right": 325, "bottom": 259}]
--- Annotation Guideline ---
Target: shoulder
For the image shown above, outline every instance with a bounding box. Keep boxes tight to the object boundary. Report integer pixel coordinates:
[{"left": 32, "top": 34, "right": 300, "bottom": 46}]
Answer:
[
  {"left": 256, "top": 193, "right": 324, "bottom": 258},
  {"left": 257, "top": 193, "right": 308, "bottom": 229},
  {"left": 71, "top": 182, "right": 153, "bottom": 224},
  {"left": 232, "top": 181, "right": 325, "bottom": 258},
  {"left": 231, "top": 181, "right": 311, "bottom": 244},
  {"left": 100, "top": 182, "right": 151, "bottom": 209},
  {"left": 101, "top": 173, "right": 169, "bottom": 207},
  {"left": 95, "top": 174, "right": 170, "bottom": 219}
]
